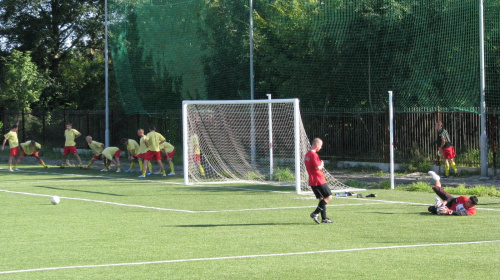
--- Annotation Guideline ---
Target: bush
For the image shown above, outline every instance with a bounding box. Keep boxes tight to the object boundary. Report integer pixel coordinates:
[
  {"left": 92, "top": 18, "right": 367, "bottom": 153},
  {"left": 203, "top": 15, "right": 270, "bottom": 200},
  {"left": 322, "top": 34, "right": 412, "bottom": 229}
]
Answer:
[{"left": 272, "top": 167, "right": 295, "bottom": 183}]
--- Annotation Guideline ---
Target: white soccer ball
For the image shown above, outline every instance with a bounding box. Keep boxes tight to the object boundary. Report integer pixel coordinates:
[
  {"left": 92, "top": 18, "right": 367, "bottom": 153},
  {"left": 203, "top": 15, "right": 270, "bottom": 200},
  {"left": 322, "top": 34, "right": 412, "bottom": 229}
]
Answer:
[
  {"left": 437, "top": 205, "right": 449, "bottom": 215},
  {"left": 50, "top": 196, "right": 60, "bottom": 205}
]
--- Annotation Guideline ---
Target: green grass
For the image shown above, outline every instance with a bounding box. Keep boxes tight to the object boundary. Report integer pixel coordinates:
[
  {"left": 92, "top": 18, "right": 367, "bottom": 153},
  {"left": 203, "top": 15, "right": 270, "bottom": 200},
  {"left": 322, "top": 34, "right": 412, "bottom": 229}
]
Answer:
[{"left": 1, "top": 165, "right": 500, "bottom": 279}]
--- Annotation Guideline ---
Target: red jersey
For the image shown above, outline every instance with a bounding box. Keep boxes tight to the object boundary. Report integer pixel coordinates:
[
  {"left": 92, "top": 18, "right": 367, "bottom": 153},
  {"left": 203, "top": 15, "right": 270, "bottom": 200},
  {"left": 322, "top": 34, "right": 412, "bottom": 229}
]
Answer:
[
  {"left": 451, "top": 196, "right": 476, "bottom": 216},
  {"left": 304, "top": 150, "right": 327, "bottom": 186}
]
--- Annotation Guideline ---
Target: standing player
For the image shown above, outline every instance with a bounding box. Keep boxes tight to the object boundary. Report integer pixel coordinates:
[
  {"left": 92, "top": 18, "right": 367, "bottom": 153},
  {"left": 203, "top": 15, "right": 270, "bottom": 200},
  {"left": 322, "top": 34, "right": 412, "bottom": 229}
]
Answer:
[
  {"left": 160, "top": 141, "right": 176, "bottom": 175},
  {"left": 427, "top": 171, "right": 477, "bottom": 215},
  {"left": 137, "top": 129, "right": 152, "bottom": 175},
  {"left": 17, "top": 140, "right": 48, "bottom": 168},
  {"left": 121, "top": 138, "right": 142, "bottom": 173},
  {"left": 190, "top": 132, "right": 205, "bottom": 176},
  {"left": 305, "top": 138, "right": 334, "bottom": 224},
  {"left": 139, "top": 125, "right": 166, "bottom": 178},
  {"left": 100, "top": 146, "right": 122, "bottom": 172},
  {"left": 60, "top": 123, "right": 83, "bottom": 168},
  {"left": 435, "top": 121, "right": 459, "bottom": 178},
  {"left": 2, "top": 124, "right": 20, "bottom": 171},
  {"left": 82, "top": 136, "right": 104, "bottom": 170}
]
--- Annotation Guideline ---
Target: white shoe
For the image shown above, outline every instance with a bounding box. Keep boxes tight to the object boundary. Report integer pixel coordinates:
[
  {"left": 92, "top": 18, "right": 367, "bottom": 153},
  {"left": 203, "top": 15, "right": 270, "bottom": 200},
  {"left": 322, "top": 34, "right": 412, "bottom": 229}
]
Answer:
[
  {"left": 434, "top": 197, "right": 444, "bottom": 207},
  {"left": 14, "top": 168, "right": 20, "bottom": 171},
  {"left": 100, "top": 169, "right": 109, "bottom": 172},
  {"left": 168, "top": 172, "right": 175, "bottom": 176},
  {"left": 162, "top": 174, "right": 167, "bottom": 177},
  {"left": 116, "top": 170, "right": 121, "bottom": 173},
  {"left": 154, "top": 171, "right": 162, "bottom": 175},
  {"left": 138, "top": 174, "right": 146, "bottom": 178},
  {"left": 428, "top": 171, "right": 440, "bottom": 182},
  {"left": 8, "top": 168, "right": 14, "bottom": 172}
]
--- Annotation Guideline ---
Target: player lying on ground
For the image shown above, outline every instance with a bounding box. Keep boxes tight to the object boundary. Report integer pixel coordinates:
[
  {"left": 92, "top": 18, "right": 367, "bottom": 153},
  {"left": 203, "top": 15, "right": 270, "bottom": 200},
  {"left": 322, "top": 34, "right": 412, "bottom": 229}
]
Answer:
[{"left": 427, "top": 171, "right": 477, "bottom": 216}]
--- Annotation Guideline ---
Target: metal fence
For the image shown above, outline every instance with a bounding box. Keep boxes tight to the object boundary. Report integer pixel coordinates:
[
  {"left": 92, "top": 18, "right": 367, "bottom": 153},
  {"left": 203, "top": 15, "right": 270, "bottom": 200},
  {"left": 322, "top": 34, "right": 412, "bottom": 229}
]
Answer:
[{"left": 1, "top": 108, "right": 499, "bottom": 168}]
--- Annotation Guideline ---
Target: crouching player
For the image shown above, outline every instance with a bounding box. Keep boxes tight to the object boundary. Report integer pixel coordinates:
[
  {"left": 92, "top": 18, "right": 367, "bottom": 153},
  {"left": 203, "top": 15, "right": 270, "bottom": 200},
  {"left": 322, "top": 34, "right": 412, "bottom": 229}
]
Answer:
[
  {"left": 121, "top": 138, "right": 141, "bottom": 173},
  {"left": 82, "top": 136, "right": 104, "bottom": 170},
  {"left": 18, "top": 140, "right": 48, "bottom": 168},
  {"left": 427, "top": 171, "right": 478, "bottom": 216},
  {"left": 160, "top": 141, "right": 176, "bottom": 175},
  {"left": 100, "top": 147, "right": 122, "bottom": 172}
]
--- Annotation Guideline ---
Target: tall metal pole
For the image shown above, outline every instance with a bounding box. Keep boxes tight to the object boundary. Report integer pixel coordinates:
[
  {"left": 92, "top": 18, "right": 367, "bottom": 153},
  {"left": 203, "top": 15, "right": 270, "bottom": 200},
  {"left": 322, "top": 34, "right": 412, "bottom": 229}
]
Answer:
[
  {"left": 249, "top": 0, "right": 254, "bottom": 100},
  {"left": 389, "top": 91, "right": 394, "bottom": 190},
  {"left": 479, "top": 0, "right": 488, "bottom": 178},
  {"left": 104, "top": 0, "right": 110, "bottom": 147},
  {"left": 249, "top": 0, "right": 256, "bottom": 165}
]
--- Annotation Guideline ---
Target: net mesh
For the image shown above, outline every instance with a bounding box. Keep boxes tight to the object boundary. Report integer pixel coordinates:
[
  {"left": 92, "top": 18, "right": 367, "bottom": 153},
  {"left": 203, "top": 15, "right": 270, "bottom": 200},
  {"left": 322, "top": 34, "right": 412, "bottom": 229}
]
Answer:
[
  {"left": 184, "top": 100, "right": 362, "bottom": 193},
  {"left": 109, "top": 0, "right": 500, "bottom": 114}
]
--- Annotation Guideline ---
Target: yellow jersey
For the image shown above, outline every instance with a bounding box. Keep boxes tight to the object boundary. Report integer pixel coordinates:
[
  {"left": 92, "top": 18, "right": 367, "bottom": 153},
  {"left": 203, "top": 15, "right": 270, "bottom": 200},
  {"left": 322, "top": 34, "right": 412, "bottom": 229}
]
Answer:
[
  {"left": 20, "top": 141, "right": 41, "bottom": 155},
  {"left": 64, "top": 129, "right": 80, "bottom": 146},
  {"left": 190, "top": 133, "right": 200, "bottom": 155},
  {"left": 160, "top": 142, "right": 175, "bottom": 153},
  {"left": 126, "top": 139, "right": 140, "bottom": 156},
  {"left": 102, "top": 147, "right": 120, "bottom": 160},
  {"left": 146, "top": 131, "right": 165, "bottom": 152},
  {"left": 138, "top": 135, "right": 148, "bottom": 154},
  {"left": 3, "top": 131, "right": 19, "bottom": 148},
  {"left": 88, "top": 141, "right": 104, "bottom": 155}
]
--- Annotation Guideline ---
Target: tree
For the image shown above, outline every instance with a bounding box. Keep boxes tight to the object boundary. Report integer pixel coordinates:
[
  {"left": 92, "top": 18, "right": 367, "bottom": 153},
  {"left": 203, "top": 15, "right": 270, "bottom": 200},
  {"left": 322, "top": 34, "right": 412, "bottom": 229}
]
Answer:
[
  {"left": 0, "top": 50, "right": 47, "bottom": 111},
  {"left": 0, "top": 0, "right": 109, "bottom": 110}
]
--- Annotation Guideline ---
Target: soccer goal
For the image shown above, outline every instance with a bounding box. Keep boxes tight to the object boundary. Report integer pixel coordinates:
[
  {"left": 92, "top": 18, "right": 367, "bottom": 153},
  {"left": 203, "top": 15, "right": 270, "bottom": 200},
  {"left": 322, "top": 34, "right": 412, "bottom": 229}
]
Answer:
[{"left": 182, "top": 98, "right": 364, "bottom": 194}]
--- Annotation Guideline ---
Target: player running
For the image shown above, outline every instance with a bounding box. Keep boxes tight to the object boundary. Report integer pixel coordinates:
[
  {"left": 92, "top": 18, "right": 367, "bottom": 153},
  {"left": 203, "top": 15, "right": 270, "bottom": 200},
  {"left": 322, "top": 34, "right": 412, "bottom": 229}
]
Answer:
[
  {"left": 2, "top": 124, "right": 20, "bottom": 171},
  {"left": 427, "top": 171, "right": 478, "bottom": 216},
  {"left": 17, "top": 140, "right": 48, "bottom": 168}
]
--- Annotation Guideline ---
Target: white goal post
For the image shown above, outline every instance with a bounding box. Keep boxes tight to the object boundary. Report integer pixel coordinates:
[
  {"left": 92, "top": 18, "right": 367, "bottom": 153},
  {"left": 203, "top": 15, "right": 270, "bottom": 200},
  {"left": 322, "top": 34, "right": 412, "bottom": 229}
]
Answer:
[{"left": 182, "top": 98, "right": 363, "bottom": 194}]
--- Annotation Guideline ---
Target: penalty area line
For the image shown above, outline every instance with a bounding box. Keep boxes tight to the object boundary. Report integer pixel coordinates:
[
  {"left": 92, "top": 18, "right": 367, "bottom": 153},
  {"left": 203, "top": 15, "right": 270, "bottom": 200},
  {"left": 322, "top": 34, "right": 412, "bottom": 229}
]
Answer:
[{"left": 1, "top": 240, "right": 499, "bottom": 275}]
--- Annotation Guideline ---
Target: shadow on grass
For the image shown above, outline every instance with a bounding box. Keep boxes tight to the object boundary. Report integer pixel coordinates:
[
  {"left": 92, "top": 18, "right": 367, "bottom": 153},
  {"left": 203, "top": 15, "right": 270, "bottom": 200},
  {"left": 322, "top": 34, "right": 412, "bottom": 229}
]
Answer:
[
  {"left": 170, "top": 222, "right": 304, "bottom": 228},
  {"left": 34, "top": 185, "right": 124, "bottom": 196}
]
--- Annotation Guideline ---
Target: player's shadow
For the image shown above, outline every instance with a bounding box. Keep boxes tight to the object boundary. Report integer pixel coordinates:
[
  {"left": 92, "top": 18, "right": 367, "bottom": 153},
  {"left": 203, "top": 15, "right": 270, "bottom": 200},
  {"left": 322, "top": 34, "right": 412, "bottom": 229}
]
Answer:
[
  {"left": 34, "top": 185, "right": 124, "bottom": 196},
  {"left": 170, "top": 222, "right": 302, "bottom": 228}
]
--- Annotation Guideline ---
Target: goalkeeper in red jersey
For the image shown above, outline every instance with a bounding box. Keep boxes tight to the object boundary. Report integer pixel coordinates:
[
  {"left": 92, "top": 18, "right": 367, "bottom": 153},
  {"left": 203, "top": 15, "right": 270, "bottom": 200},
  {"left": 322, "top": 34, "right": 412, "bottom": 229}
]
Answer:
[
  {"left": 427, "top": 171, "right": 478, "bottom": 216},
  {"left": 305, "top": 138, "right": 334, "bottom": 224}
]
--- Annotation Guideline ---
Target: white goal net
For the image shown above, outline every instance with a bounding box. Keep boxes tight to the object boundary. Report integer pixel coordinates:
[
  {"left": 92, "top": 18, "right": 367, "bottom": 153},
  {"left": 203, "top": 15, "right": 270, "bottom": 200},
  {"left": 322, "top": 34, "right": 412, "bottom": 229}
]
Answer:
[{"left": 182, "top": 98, "right": 363, "bottom": 194}]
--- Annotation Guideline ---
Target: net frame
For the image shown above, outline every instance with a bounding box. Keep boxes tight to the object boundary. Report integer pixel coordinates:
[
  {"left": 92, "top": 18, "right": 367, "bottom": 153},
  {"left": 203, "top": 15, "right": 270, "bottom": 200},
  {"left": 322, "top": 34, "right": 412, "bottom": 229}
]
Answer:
[{"left": 182, "top": 98, "right": 364, "bottom": 194}]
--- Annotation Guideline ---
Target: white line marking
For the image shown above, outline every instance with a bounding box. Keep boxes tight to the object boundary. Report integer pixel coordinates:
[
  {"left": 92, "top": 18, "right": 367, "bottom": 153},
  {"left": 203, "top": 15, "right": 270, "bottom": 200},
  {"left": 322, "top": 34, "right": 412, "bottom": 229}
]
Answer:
[{"left": 1, "top": 240, "right": 499, "bottom": 275}]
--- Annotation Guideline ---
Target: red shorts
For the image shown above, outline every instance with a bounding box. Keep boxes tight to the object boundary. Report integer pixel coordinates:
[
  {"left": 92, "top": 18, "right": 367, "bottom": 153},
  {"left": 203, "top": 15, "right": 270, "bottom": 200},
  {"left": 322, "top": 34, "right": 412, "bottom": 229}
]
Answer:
[
  {"left": 137, "top": 153, "right": 144, "bottom": 160},
  {"left": 143, "top": 151, "right": 161, "bottom": 161},
  {"left": 130, "top": 155, "right": 139, "bottom": 160},
  {"left": 442, "top": 146, "right": 456, "bottom": 159},
  {"left": 10, "top": 147, "right": 19, "bottom": 157},
  {"left": 193, "top": 154, "right": 201, "bottom": 162},
  {"left": 63, "top": 146, "right": 78, "bottom": 155},
  {"left": 113, "top": 149, "right": 121, "bottom": 158},
  {"left": 21, "top": 151, "right": 39, "bottom": 157},
  {"left": 93, "top": 155, "right": 100, "bottom": 159},
  {"left": 162, "top": 149, "right": 175, "bottom": 160}
]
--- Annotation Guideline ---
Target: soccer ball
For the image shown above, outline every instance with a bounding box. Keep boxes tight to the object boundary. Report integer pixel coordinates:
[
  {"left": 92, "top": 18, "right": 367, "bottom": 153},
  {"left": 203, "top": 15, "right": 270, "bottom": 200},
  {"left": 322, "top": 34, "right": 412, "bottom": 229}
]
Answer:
[
  {"left": 437, "top": 205, "right": 450, "bottom": 215},
  {"left": 50, "top": 196, "right": 60, "bottom": 205}
]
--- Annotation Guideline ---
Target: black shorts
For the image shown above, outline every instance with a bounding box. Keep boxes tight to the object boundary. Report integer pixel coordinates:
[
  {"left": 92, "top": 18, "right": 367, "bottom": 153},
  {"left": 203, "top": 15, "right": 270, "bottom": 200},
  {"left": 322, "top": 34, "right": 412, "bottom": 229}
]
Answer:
[{"left": 311, "top": 184, "right": 332, "bottom": 199}]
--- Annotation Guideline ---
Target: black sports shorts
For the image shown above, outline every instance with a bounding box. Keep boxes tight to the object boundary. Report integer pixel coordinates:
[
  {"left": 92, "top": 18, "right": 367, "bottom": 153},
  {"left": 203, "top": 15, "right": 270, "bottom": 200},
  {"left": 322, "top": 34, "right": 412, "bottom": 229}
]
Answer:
[{"left": 311, "top": 183, "right": 332, "bottom": 199}]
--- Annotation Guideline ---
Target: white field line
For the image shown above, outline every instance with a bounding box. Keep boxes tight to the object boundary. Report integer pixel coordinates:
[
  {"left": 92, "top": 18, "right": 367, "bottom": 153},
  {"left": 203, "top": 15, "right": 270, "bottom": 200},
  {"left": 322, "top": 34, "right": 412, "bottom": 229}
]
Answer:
[
  {"left": 1, "top": 240, "right": 499, "bottom": 275},
  {"left": 0, "top": 168, "right": 292, "bottom": 194}
]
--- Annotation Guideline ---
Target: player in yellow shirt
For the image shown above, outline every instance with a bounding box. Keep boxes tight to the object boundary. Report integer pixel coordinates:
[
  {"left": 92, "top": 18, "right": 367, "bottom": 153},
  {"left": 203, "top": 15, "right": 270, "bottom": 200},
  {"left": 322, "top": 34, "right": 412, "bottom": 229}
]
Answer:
[
  {"left": 137, "top": 129, "right": 153, "bottom": 175},
  {"left": 60, "top": 123, "right": 83, "bottom": 168},
  {"left": 160, "top": 141, "right": 176, "bottom": 175},
  {"left": 16, "top": 140, "right": 48, "bottom": 168},
  {"left": 2, "top": 124, "right": 20, "bottom": 172},
  {"left": 82, "top": 136, "right": 105, "bottom": 170},
  {"left": 190, "top": 132, "right": 205, "bottom": 176},
  {"left": 99, "top": 146, "right": 122, "bottom": 172},
  {"left": 139, "top": 125, "right": 166, "bottom": 178},
  {"left": 121, "top": 138, "right": 142, "bottom": 173}
]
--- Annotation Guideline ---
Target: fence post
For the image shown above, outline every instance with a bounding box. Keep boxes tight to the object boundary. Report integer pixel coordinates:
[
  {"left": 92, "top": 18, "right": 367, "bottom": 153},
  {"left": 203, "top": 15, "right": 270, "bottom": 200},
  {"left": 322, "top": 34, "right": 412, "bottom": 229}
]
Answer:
[{"left": 492, "top": 109, "right": 497, "bottom": 176}]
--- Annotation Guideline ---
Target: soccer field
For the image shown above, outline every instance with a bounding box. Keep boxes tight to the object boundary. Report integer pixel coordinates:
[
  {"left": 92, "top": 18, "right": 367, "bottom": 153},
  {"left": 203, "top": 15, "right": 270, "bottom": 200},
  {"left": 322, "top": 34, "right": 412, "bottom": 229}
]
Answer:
[{"left": 1, "top": 166, "right": 499, "bottom": 279}]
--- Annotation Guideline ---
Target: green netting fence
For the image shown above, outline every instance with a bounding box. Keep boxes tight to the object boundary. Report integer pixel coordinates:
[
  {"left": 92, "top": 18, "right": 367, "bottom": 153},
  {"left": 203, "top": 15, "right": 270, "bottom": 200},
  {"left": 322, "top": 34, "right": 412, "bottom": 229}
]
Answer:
[{"left": 108, "top": 0, "right": 500, "bottom": 115}]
